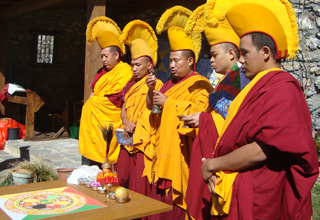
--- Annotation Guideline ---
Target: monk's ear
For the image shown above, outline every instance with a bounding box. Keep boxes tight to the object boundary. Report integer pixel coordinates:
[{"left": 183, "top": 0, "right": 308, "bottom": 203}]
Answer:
[
  {"left": 261, "top": 46, "right": 271, "bottom": 62},
  {"left": 147, "top": 61, "right": 153, "bottom": 71},
  {"left": 228, "top": 48, "right": 236, "bottom": 61},
  {"left": 187, "top": 56, "right": 194, "bottom": 68},
  {"left": 114, "top": 51, "right": 120, "bottom": 60}
]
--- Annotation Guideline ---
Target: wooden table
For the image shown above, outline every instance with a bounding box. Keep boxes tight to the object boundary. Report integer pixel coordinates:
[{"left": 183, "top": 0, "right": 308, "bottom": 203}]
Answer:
[
  {"left": 7, "top": 91, "right": 45, "bottom": 138},
  {"left": 0, "top": 180, "right": 172, "bottom": 219}
]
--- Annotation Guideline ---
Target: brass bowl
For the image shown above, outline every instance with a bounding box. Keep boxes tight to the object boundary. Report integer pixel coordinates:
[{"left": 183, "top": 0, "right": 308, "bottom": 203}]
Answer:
[
  {"left": 107, "top": 191, "right": 116, "bottom": 200},
  {"left": 116, "top": 197, "right": 128, "bottom": 203},
  {"left": 78, "top": 178, "right": 87, "bottom": 185},
  {"left": 97, "top": 187, "right": 107, "bottom": 194},
  {"left": 84, "top": 181, "right": 92, "bottom": 188}
]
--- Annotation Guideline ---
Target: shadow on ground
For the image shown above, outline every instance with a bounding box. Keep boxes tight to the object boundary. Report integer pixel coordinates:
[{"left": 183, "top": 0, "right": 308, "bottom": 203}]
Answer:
[{"left": 0, "top": 146, "right": 30, "bottom": 171}]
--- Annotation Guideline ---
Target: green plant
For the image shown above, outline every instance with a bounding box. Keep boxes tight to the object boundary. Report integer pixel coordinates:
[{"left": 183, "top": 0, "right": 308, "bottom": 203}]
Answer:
[
  {"left": 314, "top": 129, "right": 320, "bottom": 155},
  {"left": 312, "top": 181, "right": 320, "bottom": 220},
  {"left": 0, "top": 158, "right": 58, "bottom": 186}
]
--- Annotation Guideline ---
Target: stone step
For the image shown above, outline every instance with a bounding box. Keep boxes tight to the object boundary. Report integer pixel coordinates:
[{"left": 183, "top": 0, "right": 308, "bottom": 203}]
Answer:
[{"left": 3, "top": 138, "right": 81, "bottom": 169}]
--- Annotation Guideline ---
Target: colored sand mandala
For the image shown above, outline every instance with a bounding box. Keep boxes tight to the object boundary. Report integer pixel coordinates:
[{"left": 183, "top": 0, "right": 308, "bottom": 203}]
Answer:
[{"left": 4, "top": 191, "right": 85, "bottom": 215}]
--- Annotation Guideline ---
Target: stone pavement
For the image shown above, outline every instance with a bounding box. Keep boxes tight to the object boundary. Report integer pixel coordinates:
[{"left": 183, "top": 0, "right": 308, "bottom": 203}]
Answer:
[{"left": 0, "top": 138, "right": 81, "bottom": 170}]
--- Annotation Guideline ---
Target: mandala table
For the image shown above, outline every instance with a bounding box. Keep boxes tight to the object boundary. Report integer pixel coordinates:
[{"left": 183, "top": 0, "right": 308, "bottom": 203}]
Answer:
[{"left": 0, "top": 180, "right": 172, "bottom": 220}]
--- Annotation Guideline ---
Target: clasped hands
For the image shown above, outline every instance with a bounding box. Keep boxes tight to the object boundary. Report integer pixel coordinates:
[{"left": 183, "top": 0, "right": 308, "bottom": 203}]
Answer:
[{"left": 202, "top": 158, "right": 218, "bottom": 196}]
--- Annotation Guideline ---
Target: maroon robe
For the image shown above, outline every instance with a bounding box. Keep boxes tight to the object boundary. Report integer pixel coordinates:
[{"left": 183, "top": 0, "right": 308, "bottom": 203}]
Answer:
[
  {"left": 185, "top": 112, "right": 218, "bottom": 220},
  {"left": 149, "top": 72, "right": 199, "bottom": 220},
  {"left": 213, "top": 70, "right": 319, "bottom": 219},
  {"left": 117, "top": 77, "right": 151, "bottom": 198}
]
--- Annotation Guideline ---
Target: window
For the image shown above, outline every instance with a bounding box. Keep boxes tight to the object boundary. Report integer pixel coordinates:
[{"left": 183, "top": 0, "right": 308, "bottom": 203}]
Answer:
[{"left": 36, "top": 34, "right": 55, "bottom": 64}]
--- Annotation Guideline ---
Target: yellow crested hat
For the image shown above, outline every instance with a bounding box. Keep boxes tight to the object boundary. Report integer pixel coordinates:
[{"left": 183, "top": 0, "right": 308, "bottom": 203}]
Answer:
[
  {"left": 120, "top": 20, "right": 158, "bottom": 66},
  {"left": 185, "top": 4, "right": 239, "bottom": 49},
  {"left": 156, "top": 6, "right": 201, "bottom": 62},
  {"left": 86, "top": 16, "right": 125, "bottom": 55},
  {"left": 205, "top": 0, "right": 299, "bottom": 60}
]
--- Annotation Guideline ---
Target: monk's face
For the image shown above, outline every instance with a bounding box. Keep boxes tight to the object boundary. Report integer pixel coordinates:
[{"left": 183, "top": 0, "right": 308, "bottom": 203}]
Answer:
[
  {"left": 210, "top": 43, "right": 235, "bottom": 75},
  {"left": 169, "top": 51, "right": 193, "bottom": 79},
  {"left": 131, "top": 56, "right": 152, "bottom": 80},
  {"left": 239, "top": 34, "right": 265, "bottom": 79},
  {"left": 101, "top": 47, "right": 119, "bottom": 70}
]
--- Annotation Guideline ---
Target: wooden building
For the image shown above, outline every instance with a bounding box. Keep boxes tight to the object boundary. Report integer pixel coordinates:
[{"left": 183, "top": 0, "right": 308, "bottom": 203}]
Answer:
[{"left": 0, "top": 0, "right": 206, "bottom": 137}]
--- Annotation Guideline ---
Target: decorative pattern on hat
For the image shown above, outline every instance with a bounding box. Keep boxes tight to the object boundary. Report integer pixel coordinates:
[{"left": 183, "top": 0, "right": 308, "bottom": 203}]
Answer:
[
  {"left": 86, "top": 16, "right": 125, "bottom": 54},
  {"left": 120, "top": 20, "right": 158, "bottom": 66},
  {"left": 156, "top": 6, "right": 201, "bottom": 62},
  {"left": 205, "top": 0, "right": 299, "bottom": 60}
]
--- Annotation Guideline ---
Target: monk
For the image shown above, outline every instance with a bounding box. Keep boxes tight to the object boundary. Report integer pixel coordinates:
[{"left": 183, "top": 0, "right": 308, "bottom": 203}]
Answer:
[
  {"left": 202, "top": 0, "right": 319, "bottom": 219},
  {"left": 79, "top": 17, "right": 132, "bottom": 166},
  {"left": 116, "top": 20, "right": 163, "bottom": 196},
  {"left": 145, "top": 7, "right": 213, "bottom": 219},
  {"left": 181, "top": 4, "right": 249, "bottom": 219}
]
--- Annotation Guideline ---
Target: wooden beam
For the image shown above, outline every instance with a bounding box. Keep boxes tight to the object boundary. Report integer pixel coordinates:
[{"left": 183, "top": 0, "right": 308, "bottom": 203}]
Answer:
[
  {"left": 0, "top": 18, "right": 6, "bottom": 115},
  {"left": 83, "top": 0, "right": 106, "bottom": 102},
  {"left": 0, "top": 0, "right": 64, "bottom": 18}
]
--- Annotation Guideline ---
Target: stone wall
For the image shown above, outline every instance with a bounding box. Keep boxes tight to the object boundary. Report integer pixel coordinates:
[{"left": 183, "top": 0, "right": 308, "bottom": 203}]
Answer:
[{"left": 283, "top": 0, "right": 320, "bottom": 133}]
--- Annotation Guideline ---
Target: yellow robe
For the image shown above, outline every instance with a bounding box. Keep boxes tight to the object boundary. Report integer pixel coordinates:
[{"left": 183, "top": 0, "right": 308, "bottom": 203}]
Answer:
[
  {"left": 149, "top": 73, "right": 213, "bottom": 211},
  {"left": 79, "top": 61, "right": 133, "bottom": 164},
  {"left": 122, "top": 75, "right": 163, "bottom": 154}
]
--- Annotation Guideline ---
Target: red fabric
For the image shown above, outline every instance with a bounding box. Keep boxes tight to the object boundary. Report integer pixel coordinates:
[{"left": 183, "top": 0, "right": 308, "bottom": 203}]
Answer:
[
  {"left": 91, "top": 67, "right": 107, "bottom": 89},
  {"left": 160, "top": 72, "right": 198, "bottom": 94},
  {"left": 213, "top": 70, "right": 319, "bottom": 219},
  {"left": 149, "top": 183, "right": 186, "bottom": 220},
  {"left": 185, "top": 112, "right": 219, "bottom": 220},
  {"left": 0, "top": 83, "right": 9, "bottom": 101},
  {"left": 120, "top": 77, "right": 137, "bottom": 107},
  {"left": 117, "top": 147, "right": 151, "bottom": 196},
  {"left": 148, "top": 72, "right": 200, "bottom": 220},
  {"left": 0, "top": 118, "right": 26, "bottom": 150},
  {"left": 105, "top": 92, "right": 123, "bottom": 108}
]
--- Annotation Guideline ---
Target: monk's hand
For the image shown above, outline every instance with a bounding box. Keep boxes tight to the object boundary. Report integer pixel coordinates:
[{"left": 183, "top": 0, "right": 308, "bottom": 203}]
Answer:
[
  {"left": 123, "top": 119, "right": 136, "bottom": 134},
  {"left": 207, "top": 175, "right": 218, "bottom": 196},
  {"left": 201, "top": 158, "right": 215, "bottom": 182},
  {"left": 181, "top": 112, "right": 201, "bottom": 128},
  {"left": 153, "top": 90, "right": 168, "bottom": 107},
  {"left": 146, "top": 73, "right": 156, "bottom": 90}
]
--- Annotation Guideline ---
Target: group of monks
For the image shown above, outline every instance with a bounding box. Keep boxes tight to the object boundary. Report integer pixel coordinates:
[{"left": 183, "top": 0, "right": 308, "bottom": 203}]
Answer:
[{"left": 78, "top": 0, "right": 319, "bottom": 219}]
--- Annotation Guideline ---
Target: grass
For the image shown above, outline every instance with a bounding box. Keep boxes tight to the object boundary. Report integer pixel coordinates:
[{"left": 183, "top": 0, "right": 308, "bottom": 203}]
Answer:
[
  {"left": 0, "top": 158, "right": 58, "bottom": 186},
  {"left": 312, "top": 181, "right": 320, "bottom": 220}
]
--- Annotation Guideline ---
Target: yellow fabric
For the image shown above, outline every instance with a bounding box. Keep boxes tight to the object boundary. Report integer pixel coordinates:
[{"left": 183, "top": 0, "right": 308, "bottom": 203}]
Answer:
[
  {"left": 204, "top": 21, "right": 239, "bottom": 48},
  {"left": 120, "top": 20, "right": 158, "bottom": 66},
  {"left": 79, "top": 61, "right": 133, "bottom": 164},
  {"left": 86, "top": 16, "right": 125, "bottom": 54},
  {"left": 168, "top": 26, "right": 195, "bottom": 57},
  {"left": 130, "top": 39, "right": 154, "bottom": 63},
  {"left": 122, "top": 76, "right": 163, "bottom": 154},
  {"left": 185, "top": 4, "right": 239, "bottom": 48},
  {"left": 205, "top": 0, "right": 299, "bottom": 60},
  {"left": 211, "top": 171, "right": 238, "bottom": 215},
  {"left": 227, "top": 4, "right": 286, "bottom": 58},
  {"left": 150, "top": 74, "right": 213, "bottom": 211},
  {"left": 210, "top": 68, "right": 281, "bottom": 215},
  {"left": 156, "top": 6, "right": 201, "bottom": 62},
  {"left": 211, "top": 111, "right": 224, "bottom": 136},
  {"left": 97, "top": 30, "right": 122, "bottom": 51}
]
